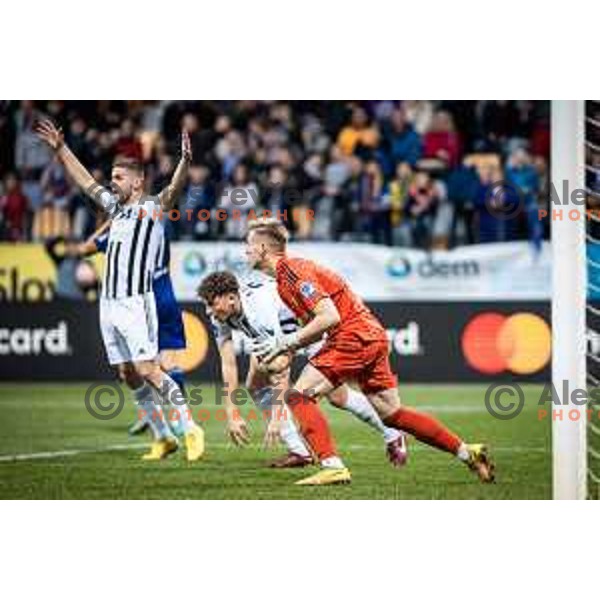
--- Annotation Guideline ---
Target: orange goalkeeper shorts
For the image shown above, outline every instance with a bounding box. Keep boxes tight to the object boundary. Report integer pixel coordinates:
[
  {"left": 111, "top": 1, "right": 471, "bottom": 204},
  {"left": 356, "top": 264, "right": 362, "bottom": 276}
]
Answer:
[{"left": 309, "top": 330, "right": 398, "bottom": 395}]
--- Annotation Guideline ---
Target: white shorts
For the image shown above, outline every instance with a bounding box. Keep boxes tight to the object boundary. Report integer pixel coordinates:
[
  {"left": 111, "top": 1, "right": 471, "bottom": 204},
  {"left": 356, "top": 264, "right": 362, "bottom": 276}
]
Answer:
[{"left": 100, "top": 293, "right": 158, "bottom": 365}]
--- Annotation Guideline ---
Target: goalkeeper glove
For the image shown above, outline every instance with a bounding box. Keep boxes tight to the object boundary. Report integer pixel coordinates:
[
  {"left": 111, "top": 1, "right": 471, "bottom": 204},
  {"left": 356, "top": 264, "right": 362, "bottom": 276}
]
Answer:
[{"left": 251, "top": 332, "right": 300, "bottom": 363}]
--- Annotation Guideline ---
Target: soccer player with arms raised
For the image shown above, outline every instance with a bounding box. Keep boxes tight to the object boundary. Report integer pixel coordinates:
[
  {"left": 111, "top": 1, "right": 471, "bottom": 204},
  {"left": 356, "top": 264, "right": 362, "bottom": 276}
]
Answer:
[
  {"left": 35, "top": 119, "right": 204, "bottom": 461},
  {"left": 245, "top": 219, "right": 495, "bottom": 486}
]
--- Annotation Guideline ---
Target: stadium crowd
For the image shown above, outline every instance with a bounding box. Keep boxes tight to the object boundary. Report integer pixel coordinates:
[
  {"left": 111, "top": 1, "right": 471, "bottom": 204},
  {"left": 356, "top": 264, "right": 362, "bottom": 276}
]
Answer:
[{"left": 0, "top": 100, "right": 550, "bottom": 249}]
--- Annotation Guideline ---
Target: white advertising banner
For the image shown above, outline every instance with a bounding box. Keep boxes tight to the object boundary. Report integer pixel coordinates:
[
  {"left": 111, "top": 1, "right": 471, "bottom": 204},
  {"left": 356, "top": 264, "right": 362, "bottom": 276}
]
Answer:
[{"left": 170, "top": 241, "right": 551, "bottom": 301}]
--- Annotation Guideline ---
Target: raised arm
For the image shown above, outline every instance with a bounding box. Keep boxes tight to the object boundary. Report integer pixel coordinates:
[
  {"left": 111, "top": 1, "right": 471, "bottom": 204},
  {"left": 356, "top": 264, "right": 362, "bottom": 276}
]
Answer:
[
  {"left": 158, "top": 130, "right": 192, "bottom": 210},
  {"left": 35, "top": 119, "right": 100, "bottom": 197}
]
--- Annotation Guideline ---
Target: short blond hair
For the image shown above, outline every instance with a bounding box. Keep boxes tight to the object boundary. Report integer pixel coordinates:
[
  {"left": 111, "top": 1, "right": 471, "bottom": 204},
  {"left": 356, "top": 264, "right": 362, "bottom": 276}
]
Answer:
[{"left": 246, "top": 218, "right": 289, "bottom": 250}]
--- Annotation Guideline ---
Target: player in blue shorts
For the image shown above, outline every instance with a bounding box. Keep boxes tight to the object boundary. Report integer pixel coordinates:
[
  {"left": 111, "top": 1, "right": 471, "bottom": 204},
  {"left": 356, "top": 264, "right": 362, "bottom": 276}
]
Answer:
[{"left": 68, "top": 221, "right": 187, "bottom": 436}]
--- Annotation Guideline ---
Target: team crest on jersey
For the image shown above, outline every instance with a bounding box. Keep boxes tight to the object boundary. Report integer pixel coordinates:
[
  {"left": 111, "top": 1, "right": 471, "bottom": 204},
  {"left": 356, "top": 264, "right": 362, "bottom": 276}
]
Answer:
[{"left": 300, "top": 281, "right": 316, "bottom": 299}]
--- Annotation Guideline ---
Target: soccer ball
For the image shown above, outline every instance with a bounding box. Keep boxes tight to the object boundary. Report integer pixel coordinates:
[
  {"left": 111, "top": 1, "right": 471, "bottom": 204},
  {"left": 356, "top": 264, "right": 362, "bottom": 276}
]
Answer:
[{"left": 258, "top": 353, "right": 290, "bottom": 375}]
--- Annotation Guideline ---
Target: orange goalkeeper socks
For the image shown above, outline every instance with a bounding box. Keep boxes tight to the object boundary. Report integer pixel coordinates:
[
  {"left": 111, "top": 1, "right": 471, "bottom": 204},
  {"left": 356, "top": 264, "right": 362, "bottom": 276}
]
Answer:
[
  {"left": 287, "top": 394, "right": 339, "bottom": 461},
  {"left": 383, "top": 406, "right": 462, "bottom": 455}
]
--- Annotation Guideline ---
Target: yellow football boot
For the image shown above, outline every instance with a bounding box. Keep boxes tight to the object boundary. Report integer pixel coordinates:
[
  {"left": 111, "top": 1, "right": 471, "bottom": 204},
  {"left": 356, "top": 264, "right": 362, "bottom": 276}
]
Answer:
[
  {"left": 184, "top": 425, "right": 205, "bottom": 461},
  {"left": 295, "top": 467, "right": 352, "bottom": 486},
  {"left": 141, "top": 436, "right": 179, "bottom": 460},
  {"left": 466, "top": 444, "right": 495, "bottom": 483}
]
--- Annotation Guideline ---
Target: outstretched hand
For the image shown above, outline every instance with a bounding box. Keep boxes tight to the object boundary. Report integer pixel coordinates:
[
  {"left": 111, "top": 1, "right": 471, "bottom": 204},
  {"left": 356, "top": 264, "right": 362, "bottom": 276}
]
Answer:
[
  {"left": 227, "top": 414, "right": 250, "bottom": 446},
  {"left": 35, "top": 119, "right": 64, "bottom": 151},
  {"left": 263, "top": 417, "right": 282, "bottom": 450}
]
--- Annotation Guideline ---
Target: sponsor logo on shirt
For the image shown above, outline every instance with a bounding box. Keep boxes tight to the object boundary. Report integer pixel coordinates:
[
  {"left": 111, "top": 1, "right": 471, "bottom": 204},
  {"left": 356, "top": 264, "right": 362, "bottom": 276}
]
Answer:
[{"left": 299, "top": 281, "right": 316, "bottom": 299}]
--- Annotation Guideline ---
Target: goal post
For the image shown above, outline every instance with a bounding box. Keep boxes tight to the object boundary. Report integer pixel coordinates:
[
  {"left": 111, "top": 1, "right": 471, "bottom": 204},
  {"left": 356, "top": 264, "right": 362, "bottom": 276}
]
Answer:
[{"left": 551, "top": 100, "right": 587, "bottom": 500}]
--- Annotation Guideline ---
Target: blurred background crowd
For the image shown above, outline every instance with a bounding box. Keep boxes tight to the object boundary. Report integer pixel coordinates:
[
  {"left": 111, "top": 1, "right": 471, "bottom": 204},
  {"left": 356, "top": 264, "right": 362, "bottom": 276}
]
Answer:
[{"left": 0, "top": 100, "right": 550, "bottom": 249}]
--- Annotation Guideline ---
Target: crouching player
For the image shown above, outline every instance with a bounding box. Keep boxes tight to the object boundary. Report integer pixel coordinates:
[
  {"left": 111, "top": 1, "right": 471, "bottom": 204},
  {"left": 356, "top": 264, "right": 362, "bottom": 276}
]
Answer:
[
  {"left": 245, "top": 219, "right": 495, "bottom": 486},
  {"left": 197, "top": 271, "right": 408, "bottom": 468}
]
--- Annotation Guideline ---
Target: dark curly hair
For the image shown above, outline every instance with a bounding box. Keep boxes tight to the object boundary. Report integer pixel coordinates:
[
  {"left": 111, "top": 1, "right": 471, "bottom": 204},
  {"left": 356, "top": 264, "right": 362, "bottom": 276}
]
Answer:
[{"left": 197, "top": 271, "right": 239, "bottom": 304}]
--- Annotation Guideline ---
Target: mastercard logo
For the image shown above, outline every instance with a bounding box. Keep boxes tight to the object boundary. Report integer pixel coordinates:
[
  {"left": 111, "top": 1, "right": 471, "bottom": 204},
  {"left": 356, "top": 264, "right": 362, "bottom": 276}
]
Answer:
[
  {"left": 171, "top": 311, "right": 209, "bottom": 373},
  {"left": 461, "top": 312, "right": 551, "bottom": 375}
]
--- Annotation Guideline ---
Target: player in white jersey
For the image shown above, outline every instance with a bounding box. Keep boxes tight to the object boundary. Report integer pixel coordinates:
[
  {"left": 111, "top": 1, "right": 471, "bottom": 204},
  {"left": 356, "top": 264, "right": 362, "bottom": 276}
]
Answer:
[
  {"left": 197, "top": 270, "right": 408, "bottom": 468},
  {"left": 36, "top": 119, "right": 204, "bottom": 461}
]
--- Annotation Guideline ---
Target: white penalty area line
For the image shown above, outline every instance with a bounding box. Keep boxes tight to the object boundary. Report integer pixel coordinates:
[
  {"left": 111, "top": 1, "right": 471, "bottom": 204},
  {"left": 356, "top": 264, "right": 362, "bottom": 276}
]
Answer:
[
  {"left": 0, "top": 443, "right": 149, "bottom": 463},
  {"left": 0, "top": 442, "right": 547, "bottom": 464}
]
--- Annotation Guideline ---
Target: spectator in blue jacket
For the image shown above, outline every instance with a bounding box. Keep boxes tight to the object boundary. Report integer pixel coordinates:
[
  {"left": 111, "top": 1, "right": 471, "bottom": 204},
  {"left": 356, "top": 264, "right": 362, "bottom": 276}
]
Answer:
[
  {"left": 181, "top": 164, "right": 215, "bottom": 240},
  {"left": 474, "top": 163, "right": 520, "bottom": 244},
  {"left": 447, "top": 162, "right": 481, "bottom": 245},
  {"left": 505, "top": 148, "right": 542, "bottom": 252},
  {"left": 382, "top": 108, "right": 422, "bottom": 169}
]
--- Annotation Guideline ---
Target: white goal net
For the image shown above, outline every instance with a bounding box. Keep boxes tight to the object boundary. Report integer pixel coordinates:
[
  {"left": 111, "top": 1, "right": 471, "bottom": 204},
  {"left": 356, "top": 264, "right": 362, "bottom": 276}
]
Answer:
[{"left": 585, "top": 100, "right": 600, "bottom": 499}]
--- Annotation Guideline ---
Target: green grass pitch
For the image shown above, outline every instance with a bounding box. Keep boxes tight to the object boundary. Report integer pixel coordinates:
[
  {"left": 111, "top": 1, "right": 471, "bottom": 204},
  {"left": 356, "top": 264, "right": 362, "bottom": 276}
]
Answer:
[{"left": 0, "top": 383, "right": 550, "bottom": 499}]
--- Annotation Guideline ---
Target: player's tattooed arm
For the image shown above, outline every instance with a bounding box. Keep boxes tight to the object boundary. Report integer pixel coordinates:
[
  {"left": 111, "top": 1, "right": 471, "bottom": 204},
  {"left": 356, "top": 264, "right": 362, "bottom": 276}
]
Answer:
[
  {"left": 219, "top": 339, "right": 239, "bottom": 397},
  {"left": 159, "top": 129, "right": 192, "bottom": 210},
  {"left": 219, "top": 339, "right": 250, "bottom": 446},
  {"left": 35, "top": 119, "right": 100, "bottom": 202}
]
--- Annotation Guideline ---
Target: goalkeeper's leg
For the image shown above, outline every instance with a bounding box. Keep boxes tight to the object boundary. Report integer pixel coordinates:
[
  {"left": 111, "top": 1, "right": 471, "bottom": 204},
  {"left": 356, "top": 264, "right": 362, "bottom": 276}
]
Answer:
[{"left": 367, "top": 387, "right": 494, "bottom": 483}]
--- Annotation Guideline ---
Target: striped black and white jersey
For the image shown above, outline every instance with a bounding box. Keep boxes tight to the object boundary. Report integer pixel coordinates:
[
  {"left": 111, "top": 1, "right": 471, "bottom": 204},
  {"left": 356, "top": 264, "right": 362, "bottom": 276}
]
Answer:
[
  {"left": 96, "top": 223, "right": 170, "bottom": 283},
  {"left": 210, "top": 274, "right": 323, "bottom": 357},
  {"left": 211, "top": 274, "right": 296, "bottom": 347},
  {"left": 100, "top": 196, "right": 165, "bottom": 300}
]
